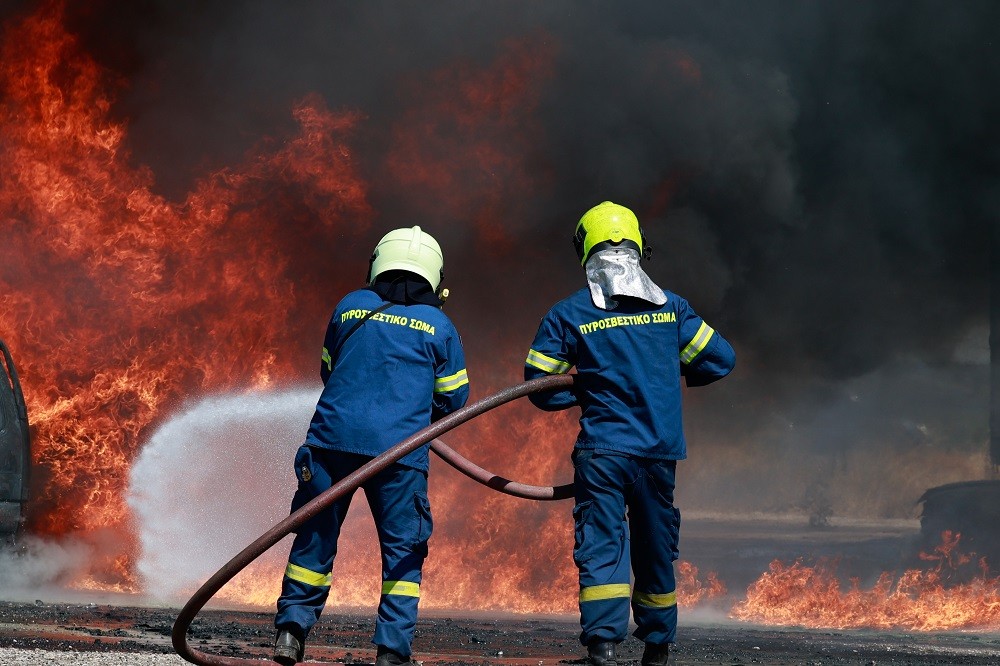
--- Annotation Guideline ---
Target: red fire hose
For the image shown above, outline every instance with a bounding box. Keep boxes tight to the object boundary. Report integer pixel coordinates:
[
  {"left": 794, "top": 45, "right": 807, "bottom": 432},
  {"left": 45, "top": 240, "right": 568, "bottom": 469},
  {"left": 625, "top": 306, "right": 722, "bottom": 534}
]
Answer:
[
  {"left": 429, "top": 437, "right": 574, "bottom": 500},
  {"left": 172, "top": 374, "right": 576, "bottom": 666}
]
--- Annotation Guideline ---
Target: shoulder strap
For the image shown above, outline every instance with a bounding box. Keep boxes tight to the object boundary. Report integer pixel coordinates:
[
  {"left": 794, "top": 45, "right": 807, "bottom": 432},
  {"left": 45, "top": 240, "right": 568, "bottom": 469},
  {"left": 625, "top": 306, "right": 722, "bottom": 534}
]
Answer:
[{"left": 329, "top": 301, "right": 394, "bottom": 363}]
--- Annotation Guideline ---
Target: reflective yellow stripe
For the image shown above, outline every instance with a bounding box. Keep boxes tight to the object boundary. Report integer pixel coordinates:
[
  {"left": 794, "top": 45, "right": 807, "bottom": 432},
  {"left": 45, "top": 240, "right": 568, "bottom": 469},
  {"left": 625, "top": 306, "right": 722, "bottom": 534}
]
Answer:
[
  {"left": 579, "top": 583, "right": 631, "bottom": 603},
  {"left": 680, "top": 322, "right": 714, "bottom": 365},
  {"left": 322, "top": 346, "right": 332, "bottom": 372},
  {"left": 434, "top": 369, "right": 468, "bottom": 393},
  {"left": 633, "top": 590, "right": 677, "bottom": 608},
  {"left": 382, "top": 580, "right": 420, "bottom": 597},
  {"left": 284, "top": 563, "right": 332, "bottom": 587},
  {"left": 525, "top": 349, "right": 571, "bottom": 374}
]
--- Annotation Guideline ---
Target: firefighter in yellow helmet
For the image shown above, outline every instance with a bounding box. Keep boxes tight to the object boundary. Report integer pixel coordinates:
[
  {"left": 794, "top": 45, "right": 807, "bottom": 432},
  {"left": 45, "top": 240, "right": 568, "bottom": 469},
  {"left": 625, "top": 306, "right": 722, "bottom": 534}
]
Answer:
[
  {"left": 525, "top": 202, "right": 736, "bottom": 666},
  {"left": 274, "top": 226, "right": 470, "bottom": 666}
]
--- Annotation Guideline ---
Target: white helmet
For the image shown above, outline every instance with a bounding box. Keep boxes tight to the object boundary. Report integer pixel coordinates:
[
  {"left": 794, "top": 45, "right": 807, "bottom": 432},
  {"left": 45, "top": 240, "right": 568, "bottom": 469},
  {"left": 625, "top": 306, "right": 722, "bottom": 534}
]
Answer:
[{"left": 368, "top": 226, "right": 444, "bottom": 291}]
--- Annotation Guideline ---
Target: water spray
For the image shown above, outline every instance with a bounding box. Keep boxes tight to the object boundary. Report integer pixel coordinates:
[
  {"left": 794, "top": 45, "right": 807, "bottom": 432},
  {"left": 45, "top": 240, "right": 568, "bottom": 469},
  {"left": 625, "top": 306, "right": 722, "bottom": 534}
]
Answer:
[{"left": 172, "top": 374, "right": 575, "bottom": 666}]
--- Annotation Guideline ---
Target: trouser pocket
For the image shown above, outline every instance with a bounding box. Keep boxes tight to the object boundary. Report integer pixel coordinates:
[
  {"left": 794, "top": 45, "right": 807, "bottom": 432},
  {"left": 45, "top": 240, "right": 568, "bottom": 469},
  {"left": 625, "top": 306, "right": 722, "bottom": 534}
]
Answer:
[
  {"left": 412, "top": 491, "right": 433, "bottom": 557},
  {"left": 573, "top": 500, "right": 595, "bottom": 566}
]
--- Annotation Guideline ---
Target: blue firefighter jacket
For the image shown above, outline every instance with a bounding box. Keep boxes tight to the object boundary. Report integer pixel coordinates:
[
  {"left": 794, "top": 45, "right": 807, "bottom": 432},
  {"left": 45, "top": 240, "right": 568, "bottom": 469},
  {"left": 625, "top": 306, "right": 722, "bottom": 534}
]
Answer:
[
  {"left": 524, "top": 287, "right": 734, "bottom": 460},
  {"left": 306, "top": 288, "right": 469, "bottom": 471}
]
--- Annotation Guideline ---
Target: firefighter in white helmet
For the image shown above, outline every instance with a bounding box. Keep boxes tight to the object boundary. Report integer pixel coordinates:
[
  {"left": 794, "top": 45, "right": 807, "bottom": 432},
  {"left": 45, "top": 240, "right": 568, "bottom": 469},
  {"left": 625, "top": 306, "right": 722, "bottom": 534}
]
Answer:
[
  {"left": 524, "top": 202, "right": 735, "bottom": 666},
  {"left": 274, "top": 226, "right": 469, "bottom": 666}
]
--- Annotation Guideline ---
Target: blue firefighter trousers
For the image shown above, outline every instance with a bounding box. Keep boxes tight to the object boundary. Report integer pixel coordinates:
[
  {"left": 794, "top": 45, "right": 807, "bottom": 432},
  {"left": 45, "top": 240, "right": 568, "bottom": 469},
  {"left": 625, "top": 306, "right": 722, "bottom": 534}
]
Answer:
[
  {"left": 572, "top": 449, "right": 680, "bottom": 646},
  {"left": 274, "top": 446, "right": 433, "bottom": 657}
]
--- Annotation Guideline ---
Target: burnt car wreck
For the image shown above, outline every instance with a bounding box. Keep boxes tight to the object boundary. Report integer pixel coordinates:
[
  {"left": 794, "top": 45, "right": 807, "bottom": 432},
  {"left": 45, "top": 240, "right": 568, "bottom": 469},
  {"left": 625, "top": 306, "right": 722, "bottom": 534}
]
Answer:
[{"left": 0, "top": 338, "right": 30, "bottom": 544}]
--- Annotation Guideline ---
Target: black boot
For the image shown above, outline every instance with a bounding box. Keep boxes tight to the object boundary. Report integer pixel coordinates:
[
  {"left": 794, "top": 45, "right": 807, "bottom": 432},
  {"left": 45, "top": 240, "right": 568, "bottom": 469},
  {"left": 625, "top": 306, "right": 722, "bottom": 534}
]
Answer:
[
  {"left": 375, "top": 645, "right": 412, "bottom": 666},
  {"left": 641, "top": 642, "right": 673, "bottom": 666},
  {"left": 272, "top": 629, "right": 304, "bottom": 665},
  {"left": 586, "top": 640, "right": 617, "bottom": 666}
]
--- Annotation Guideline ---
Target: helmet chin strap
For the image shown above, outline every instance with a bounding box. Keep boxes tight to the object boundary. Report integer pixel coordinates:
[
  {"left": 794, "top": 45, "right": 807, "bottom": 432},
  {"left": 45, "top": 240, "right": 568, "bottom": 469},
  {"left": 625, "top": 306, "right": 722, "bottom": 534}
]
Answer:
[{"left": 585, "top": 238, "right": 644, "bottom": 261}]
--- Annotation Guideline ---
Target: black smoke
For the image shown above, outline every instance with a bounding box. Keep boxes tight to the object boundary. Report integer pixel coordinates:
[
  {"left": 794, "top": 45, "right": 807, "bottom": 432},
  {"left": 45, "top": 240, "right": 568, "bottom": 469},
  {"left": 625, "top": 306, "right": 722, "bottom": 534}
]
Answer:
[{"left": 4, "top": 0, "right": 997, "bottom": 516}]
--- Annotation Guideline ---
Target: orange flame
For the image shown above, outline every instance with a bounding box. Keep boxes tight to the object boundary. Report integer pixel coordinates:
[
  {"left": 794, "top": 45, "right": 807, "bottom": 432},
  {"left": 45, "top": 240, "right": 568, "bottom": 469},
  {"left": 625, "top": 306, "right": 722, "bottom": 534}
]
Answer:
[
  {"left": 1, "top": 3, "right": 371, "bottom": 587},
  {"left": 2, "top": 3, "right": 733, "bottom": 614},
  {"left": 676, "top": 560, "right": 727, "bottom": 607},
  {"left": 731, "top": 532, "right": 1000, "bottom": 631}
]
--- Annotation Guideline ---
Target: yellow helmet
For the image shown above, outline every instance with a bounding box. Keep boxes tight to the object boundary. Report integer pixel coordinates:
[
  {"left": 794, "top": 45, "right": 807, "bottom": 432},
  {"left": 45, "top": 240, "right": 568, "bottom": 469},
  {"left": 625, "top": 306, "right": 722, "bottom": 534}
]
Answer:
[
  {"left": 368, "top": 225, "right": 444, "bottom": 291},
  {"left": 572, "top": 201, "right": 649, "bottom": 265}
]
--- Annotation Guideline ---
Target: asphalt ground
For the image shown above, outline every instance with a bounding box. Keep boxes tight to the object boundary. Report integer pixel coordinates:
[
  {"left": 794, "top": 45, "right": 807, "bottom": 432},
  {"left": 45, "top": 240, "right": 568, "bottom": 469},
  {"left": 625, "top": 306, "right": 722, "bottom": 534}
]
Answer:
[{"left": 2, "top": 600, "right": 1000, "bottom": 665}]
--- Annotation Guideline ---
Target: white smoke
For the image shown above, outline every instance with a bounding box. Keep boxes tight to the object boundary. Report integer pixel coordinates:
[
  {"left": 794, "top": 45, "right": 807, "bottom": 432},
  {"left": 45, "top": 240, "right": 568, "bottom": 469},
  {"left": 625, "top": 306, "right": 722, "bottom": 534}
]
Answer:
[
  {"left": 0, "top": 536, "right": 93, "bottom": 600},
  {"left": 126, "top": 388, "right": 319, "bottom": 601}
]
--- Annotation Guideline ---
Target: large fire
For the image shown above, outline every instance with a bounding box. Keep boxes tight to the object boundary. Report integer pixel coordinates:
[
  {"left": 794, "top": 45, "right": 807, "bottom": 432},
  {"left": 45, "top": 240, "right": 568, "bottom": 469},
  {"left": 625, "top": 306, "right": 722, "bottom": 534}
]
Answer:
[
  {"left": 0, "top": 2, "right": 587, "bottom": 611},
  {"left": 1, "top": 2, "right": 996, "bottom": 635},
  {"left": 0, "top": 2, "right": 370, "bottom": 581},
  {"left": 732, "top": 532, "right": 1000, "bottom": 631}
]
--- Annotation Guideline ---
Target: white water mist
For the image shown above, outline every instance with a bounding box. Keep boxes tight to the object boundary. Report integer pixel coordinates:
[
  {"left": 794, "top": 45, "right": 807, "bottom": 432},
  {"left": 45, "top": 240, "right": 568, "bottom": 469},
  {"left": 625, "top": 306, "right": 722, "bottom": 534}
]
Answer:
[{"left": 127, "top": 389, "right": 320, "bottom": 601}]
